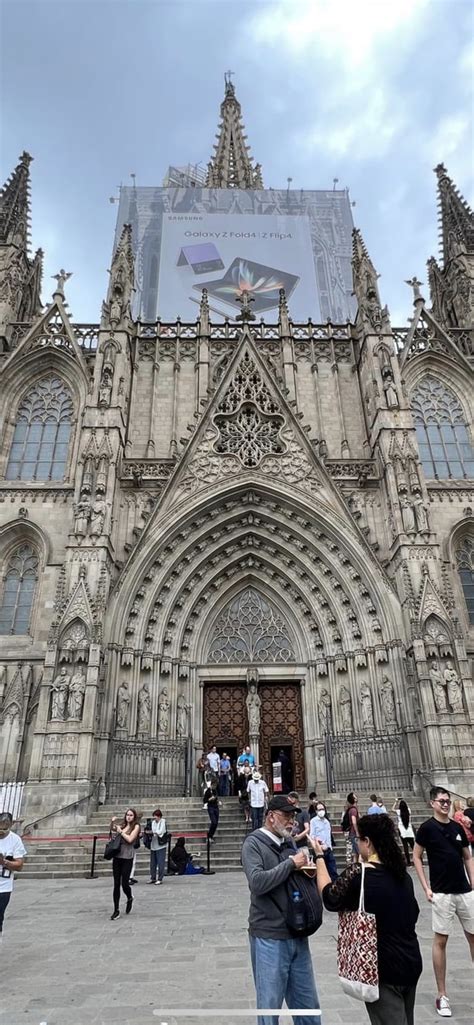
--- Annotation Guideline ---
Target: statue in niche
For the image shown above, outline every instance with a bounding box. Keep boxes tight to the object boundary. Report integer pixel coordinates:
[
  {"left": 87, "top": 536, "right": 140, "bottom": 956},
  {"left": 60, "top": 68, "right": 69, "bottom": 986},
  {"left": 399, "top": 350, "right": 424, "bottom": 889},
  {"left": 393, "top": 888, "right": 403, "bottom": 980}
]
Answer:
[
  {"left": 360, "top": 684, "right": 374, "bottom": 729},
  {"left": 73, "top": 498, "right": 91, "bottom": 539},
  {"left": 363, "top": 287, "right": 383, "bottom": 331},
  {"left": 89, "top": 498, "right": 106, "bottom": 539},
  {"left": 137, "top": 683, "right": 151, "bottom": 733},
  {"left": 51, "top": 666, "right": 71, "bottom": 721},
  {"left": 67, "top": 668, "right": 86, "bottom": 719},
  {"left": 429, "top": 661, "right": 448, "bottom": 713},
  {"left": 401, "top": 497, "right": 416, "bottom": 533},
  {"left": 413, "top": 496, "right": 429, "bottom": 534},
  {"left": 444, "top": 662, "right": 464, "bottom": 713},
  {"left": 380, "top": 675, "right": 396, "bottom": 725},
  {"left": 246, "top": 683, "right": 261, "bottom": 733},
  {"left": 319, "top": 688, "right": 332, "bottom": 734},
  {"left": 158, "top": 688, "right": 170, "bottom": 733},
  {"left": 98, "top": 366, "right": 113, "bottom": 407},
  {"left": 176, "top": 693, "right": 188, "bottom": 737},
  {"left": 383, "top": 377, "right": 398, "bottom": 409},
  {"left": 116, "top": 682, "right": 130, "bottom": 730},
  {"left": 339, "top": 685, "right": 353, "bottom": 732}
]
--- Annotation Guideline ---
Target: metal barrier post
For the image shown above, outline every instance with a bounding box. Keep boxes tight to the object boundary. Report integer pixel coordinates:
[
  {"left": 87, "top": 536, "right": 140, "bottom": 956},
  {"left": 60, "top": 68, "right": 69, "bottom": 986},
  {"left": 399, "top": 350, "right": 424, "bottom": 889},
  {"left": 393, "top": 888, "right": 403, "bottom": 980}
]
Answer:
[
  {"left": 89, "top": 835, "right": 98, "bottom": 879},
  {"left": 167, "top": 833, "right": 172, "bottom": 875}
]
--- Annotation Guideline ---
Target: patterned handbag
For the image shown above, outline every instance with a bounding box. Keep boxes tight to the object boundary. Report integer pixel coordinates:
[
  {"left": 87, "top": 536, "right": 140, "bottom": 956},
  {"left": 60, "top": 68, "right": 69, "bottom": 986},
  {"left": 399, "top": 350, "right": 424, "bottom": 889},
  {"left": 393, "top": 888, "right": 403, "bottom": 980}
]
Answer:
[{"left": 337, "top": 863, "right": 379, "bottom": 1002}]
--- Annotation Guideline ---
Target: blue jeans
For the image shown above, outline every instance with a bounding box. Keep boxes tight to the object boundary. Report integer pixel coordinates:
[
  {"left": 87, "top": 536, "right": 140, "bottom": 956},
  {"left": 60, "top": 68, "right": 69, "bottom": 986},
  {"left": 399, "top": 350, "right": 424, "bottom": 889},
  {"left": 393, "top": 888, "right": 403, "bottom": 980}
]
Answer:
[
  {"left": 150, "top": 846, "right": 166, "bottom": 882},
  {"left": 323, "top": 849, "right": 338, "bottom": 882},
  {"left": 219, "top": 775, "right": 230, "bottom": 796},
  {"left": 250, "top": 935, "right": 321, "bottom": 1025}
]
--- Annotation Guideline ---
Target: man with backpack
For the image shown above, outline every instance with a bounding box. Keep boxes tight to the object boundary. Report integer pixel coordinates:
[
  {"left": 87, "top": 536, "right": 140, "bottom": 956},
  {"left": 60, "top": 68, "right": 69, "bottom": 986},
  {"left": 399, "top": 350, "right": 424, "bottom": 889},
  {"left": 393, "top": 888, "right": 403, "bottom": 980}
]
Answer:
[
  {"left": 341, "top": 792, "right": 359, "bottom": 865},
  {"left": 241, "top": 794, "right": 323, "bottom": 1024}
]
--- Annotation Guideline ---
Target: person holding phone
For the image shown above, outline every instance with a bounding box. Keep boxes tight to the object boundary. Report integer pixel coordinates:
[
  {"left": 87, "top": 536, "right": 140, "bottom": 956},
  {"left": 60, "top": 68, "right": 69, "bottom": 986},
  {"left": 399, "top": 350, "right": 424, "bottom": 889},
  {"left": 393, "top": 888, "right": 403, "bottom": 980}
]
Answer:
[{"left": 0, "top": 811, "right": 26, "bottom": 943}]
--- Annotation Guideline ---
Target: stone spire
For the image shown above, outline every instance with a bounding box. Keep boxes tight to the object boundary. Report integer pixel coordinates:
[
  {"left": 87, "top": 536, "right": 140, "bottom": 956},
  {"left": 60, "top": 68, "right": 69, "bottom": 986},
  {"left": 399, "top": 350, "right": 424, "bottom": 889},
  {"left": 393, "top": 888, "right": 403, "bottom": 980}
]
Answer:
[
  {"left": 351, "top": 227, "right": 390, "bottom": 335},
  {"left": 0, "top": 151, "right": 33, "bottom": 250},
  {"left": 103, "top": 222, "right": 135, "bottom": 327},
  {"left": 434, "top": 163, "right": 474, "bottom": 266},
  {"left": 427, "top": 165, "right": 474, "bottom": 330},
  {"left": 205, "top": 74, "right": 264, "bottom": 189}
]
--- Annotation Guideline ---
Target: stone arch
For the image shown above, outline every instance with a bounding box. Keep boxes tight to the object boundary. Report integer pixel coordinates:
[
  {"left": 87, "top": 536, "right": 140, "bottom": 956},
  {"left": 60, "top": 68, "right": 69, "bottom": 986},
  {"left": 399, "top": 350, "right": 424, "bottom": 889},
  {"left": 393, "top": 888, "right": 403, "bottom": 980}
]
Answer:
[
  {"left": 0, "top": 522, "right": 47, "bottom": 638},
  {"left": 448, "top": 520, "right": 474, "bottom": 628}
]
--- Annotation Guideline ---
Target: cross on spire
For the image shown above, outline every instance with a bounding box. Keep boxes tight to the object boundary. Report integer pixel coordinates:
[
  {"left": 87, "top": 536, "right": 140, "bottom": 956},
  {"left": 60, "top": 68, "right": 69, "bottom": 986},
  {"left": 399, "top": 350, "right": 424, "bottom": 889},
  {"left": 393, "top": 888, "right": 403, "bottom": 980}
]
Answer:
[{"left": 205, "top": 76, "right": 264, "bottom": 189}]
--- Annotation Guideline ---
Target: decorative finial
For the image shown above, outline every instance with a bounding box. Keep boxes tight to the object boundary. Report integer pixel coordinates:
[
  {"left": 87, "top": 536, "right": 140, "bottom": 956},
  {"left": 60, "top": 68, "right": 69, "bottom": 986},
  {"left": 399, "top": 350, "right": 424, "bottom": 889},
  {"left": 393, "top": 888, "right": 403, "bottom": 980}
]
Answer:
[
  {"left": 235, "top": 289, "right": 256, "bottom": 322},
  {"left": 405, "top": 276, "right": 425, "bottom": 303},
  {"left": 52, "top": 269, "right": 72, "bottom": 299},
  {"left": 224, "top": 69, "right": 235, "bottom": 90}
]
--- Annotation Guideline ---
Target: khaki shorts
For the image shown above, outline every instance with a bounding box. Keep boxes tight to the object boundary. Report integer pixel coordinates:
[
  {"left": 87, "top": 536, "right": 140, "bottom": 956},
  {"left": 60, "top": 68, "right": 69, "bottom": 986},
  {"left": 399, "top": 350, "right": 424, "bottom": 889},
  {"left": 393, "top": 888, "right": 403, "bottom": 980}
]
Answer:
[{"left": 431, "top": 891, "right": 474, "bottom": 936}]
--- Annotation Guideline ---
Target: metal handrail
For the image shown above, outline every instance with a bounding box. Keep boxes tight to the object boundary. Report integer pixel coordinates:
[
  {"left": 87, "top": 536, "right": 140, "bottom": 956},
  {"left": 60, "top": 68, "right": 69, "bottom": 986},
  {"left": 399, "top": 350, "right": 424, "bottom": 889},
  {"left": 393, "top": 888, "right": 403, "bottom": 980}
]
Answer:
[
  {"left": 414, "top": 769, "right": 468, "bottom": 803},
  {"left": 22, "top": 777, "right": 102, "bottom": 835}
]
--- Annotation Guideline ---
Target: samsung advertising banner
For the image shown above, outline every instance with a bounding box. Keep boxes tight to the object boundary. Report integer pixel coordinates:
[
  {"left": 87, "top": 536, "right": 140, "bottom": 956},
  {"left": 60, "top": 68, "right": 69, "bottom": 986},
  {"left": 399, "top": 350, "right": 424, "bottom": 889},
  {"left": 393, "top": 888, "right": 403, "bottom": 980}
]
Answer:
[{"left": 113, "top": 186, "right": 356, "bottom": 324}]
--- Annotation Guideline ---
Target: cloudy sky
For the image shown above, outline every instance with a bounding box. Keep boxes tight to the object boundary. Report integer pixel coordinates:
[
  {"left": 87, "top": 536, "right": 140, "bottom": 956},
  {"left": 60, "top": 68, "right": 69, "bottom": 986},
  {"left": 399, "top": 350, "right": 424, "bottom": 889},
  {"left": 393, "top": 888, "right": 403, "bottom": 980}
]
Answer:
[{"left": 2, "top": 0, "right": 473, "bottom": 324}]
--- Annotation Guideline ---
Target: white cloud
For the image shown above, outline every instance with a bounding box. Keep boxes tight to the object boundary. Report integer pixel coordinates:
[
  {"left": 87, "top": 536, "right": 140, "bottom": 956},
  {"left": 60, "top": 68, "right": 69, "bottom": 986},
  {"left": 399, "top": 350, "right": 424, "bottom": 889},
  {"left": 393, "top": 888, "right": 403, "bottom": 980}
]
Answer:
[{"left": 294, "top": 85, "right": 406, "bottom": 160}]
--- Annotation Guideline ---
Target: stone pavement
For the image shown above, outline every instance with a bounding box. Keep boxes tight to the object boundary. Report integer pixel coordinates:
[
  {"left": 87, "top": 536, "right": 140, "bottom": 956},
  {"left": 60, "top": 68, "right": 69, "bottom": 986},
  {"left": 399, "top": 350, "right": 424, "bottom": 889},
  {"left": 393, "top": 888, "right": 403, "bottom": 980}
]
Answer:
[{"left": 0, "top": 871, "right": 472, "bottom": 1025}]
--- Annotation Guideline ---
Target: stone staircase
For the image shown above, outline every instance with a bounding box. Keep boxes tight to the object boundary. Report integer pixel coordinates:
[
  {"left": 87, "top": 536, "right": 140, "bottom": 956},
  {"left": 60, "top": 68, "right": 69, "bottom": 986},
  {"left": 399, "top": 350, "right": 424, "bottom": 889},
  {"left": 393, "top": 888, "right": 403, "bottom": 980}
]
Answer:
[{"left": 19, "top": 790, "right": 431, "bottom": 879}]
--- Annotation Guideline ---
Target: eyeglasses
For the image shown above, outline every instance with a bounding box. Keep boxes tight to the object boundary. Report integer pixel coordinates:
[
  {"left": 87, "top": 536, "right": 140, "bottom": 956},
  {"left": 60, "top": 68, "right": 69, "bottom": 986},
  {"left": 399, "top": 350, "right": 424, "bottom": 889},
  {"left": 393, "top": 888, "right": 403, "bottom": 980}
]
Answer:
[{"left": 434, "top": 799, "right": 450, "bottom": 806}]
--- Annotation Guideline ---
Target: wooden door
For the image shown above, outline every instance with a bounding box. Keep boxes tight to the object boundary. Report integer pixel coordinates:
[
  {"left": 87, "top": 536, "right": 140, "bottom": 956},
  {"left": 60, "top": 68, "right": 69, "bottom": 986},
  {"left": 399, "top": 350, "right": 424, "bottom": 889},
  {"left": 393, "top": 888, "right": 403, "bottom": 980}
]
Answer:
[
  {"left": 259, "top": 682, "right": 305, "bottom": 791},
  {"left": 203, "top": 683, "right": 247, "bottom": 754}
]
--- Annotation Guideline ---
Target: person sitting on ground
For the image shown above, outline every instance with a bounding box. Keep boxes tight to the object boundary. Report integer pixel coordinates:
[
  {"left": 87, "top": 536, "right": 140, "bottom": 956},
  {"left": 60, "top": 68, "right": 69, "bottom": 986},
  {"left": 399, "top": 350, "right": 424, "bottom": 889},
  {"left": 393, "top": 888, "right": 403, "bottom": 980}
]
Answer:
[
  {"left": 392, "top": 797, "right": 416, "bottom": 866},
  {"left": 314, "top": 813, "right": 422, "bottom": 1025},
  {"left": 170, "top": 836, "right": 205, "bottom": 875}
]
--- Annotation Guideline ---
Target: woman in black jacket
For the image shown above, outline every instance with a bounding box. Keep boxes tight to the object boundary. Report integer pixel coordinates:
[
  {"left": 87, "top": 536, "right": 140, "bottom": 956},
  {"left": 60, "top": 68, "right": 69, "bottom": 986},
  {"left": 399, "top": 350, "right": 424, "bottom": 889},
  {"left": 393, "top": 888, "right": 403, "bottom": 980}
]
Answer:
[{"left": 312, "top": 814, "right": 422, "bottom": 1025}]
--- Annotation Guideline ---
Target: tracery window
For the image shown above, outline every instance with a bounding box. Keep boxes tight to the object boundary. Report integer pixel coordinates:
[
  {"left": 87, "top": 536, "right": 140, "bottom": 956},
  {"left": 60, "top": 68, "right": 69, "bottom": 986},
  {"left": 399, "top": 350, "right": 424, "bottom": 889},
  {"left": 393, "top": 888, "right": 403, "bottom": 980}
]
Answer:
[
  {"left": 411, "top": 376, "right": 474, "bottom": 479},
  {"left": 208, "top": 588, "right": 296, "bottom": 663},
  {"left": 0, "top": 543, "right": 39, "bottom": 635},
  {"left": 6, "top": 376, "right": 73, "bottom": 481},
  {"left": 455, "top": 536, "right": 474, "bottom": 625}
]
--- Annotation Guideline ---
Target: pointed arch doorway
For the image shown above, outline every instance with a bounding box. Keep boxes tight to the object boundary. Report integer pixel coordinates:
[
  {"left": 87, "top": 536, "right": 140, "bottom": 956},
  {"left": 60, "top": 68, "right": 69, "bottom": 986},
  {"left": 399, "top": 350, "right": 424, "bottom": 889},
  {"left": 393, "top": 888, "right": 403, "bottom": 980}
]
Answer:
[{"left": 201, "top": 588, "right": 306, "bottom": 791}]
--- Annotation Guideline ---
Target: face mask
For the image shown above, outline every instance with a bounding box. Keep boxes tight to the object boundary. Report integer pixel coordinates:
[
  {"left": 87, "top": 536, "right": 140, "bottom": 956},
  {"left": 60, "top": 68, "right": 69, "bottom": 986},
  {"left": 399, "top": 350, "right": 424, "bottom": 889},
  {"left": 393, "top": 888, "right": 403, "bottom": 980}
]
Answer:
[{"left": 317, "top": 809, "right": 326, "bottom": 818}]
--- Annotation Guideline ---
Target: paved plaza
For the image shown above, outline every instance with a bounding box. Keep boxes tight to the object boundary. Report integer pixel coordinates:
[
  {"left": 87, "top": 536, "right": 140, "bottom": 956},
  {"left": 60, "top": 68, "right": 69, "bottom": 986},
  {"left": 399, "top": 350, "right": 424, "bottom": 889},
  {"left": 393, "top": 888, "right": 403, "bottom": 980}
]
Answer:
[{"left": 0, "top": 870, "right": 472, "bottom": 1025}]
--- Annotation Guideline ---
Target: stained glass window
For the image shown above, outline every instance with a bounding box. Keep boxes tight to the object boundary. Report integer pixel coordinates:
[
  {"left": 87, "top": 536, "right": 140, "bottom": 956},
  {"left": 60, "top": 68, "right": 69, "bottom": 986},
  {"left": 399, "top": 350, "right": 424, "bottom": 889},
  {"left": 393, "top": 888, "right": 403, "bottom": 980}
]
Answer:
[
  {"left": 411, "top": 376, "right": 474, "bottom": 479},
  {"left": 6, "top": 376, "right": 73, "bottom": 481},
  {"left": 455, "top": 536, "right": 474, "bottom": 625},
  {"left": 0, "top": 544, "right": 39, "bottom": 635}
]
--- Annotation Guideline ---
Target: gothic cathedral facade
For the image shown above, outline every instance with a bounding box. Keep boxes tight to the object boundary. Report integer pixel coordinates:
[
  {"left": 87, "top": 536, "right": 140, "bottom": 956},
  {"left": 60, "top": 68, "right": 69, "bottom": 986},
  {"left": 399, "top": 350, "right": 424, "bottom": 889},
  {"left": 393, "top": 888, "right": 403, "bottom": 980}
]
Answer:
[{"left": 0, "top": 83, "right": 473, "bottom": 822}]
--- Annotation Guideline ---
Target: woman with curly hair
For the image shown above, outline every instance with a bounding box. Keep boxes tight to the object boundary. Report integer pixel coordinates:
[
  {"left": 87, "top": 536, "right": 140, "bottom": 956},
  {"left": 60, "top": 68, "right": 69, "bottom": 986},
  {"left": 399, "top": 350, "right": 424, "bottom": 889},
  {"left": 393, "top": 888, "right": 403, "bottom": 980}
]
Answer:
[{"left": 311, "top": 813, "right": 422, "bottom": 1025}]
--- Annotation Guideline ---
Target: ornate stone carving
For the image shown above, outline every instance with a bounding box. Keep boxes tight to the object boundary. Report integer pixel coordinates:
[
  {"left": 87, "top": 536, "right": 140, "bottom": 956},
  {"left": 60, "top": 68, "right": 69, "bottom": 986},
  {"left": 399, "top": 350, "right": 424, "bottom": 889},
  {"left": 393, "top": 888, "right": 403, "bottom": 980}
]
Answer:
[
  {"left": 429, "top": 661, "right": 448, "bottom": 713},
  {"left": 319, "top": 687, "right": 332, "bottom": 734},
  {"left": 208, "top": 588, "right": 296, "bottom": 664},
  {"left": 338, "top": 684, "right": 352, "bottom": 731},
  {"left": 380, "top": 675, "right": 396, "bottom": 725},
  {"left": 67, "top": 668, "right": 86, "bottom": 719},
  {"left": 137, "top": 683, "right": 151, "bottom": 734},
  {"left": 360, "top": 684, "right": 374, "bottom": 729},
  {"left": 50, "top": 667, "right": 71, "bottom": 721},
  {"left": 246, "top": 682, "right": 261, "bottom": 732},
  {"left": 89, "top": 499, "right": 106, "bottom": 540},
  {"left": 158, "top": 688, "right": 170, "bottom": 734},
  {"left": 443, "top": 662, "right": 464, "bottom": 712},
  {"left": 176, "top": 693, "right": 188, "bottom": 737},
  {"left": 116, "top": 682, "right": 130, "bottom": 731}
]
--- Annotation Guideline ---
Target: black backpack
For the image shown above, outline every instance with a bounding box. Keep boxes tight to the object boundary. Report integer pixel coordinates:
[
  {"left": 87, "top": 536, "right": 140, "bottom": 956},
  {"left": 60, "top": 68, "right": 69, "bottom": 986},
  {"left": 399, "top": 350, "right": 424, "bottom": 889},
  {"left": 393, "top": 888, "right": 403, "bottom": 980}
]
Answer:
[
  {"left": 341, "top": 809, "right": 350, "bottom": 832},
  {"left": 249, "top": 833, "right": 323, "bottom": 938}
]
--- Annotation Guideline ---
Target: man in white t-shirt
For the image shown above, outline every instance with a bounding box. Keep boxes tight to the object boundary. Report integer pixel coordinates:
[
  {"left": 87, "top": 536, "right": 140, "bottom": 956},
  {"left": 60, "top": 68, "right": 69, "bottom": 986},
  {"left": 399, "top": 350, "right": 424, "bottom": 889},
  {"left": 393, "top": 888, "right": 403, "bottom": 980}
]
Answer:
[
  {"left": 0, "top": 812, "right": 27, "bottom": 942},
  {"left": 206, "top": 746, "right": 220, "bottom": 777},
  {"left": 247, "top": 772, "right": 269, "bottom": 831}
]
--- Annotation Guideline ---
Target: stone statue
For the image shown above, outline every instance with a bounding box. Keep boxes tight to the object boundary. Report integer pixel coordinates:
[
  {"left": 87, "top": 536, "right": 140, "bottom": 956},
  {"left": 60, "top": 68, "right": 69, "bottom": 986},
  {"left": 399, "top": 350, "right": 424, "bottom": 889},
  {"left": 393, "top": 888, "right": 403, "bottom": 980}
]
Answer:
[
  {"left": 360, "top": 684, "right": 374, "bottom": 729},
  {"left": 444, "top": 662, "right": 464, "bottom": 712},
  {"left": 319, "top": 687, "right": 332, "bottom": 734},
  {"left": 413, "top": 496, "right": 429, "bottom": 533},
  {"left": 67, "top": 668, "right": 86, "bottom": 719},
  {"left": 98, "top": 366, "right": 113, "bottom": 407},
  {"left": 176, "top": 693, "right": 188, "bottom": 737},
  {"left": 339, "top": 685, "right": 353, "bottom": 732},
  {"left": 429, "top": 661, "right": 448, "bottom": 713},
  {"left": 51, "top": 666, "right": 70, "bottom": 720},
  {"left": 158, "top": 687, "right": 169, "bottom": 733},
  {"left": 0, "top": 664, "right": 6, "bottom": 704},
  {"left": 380, "top": 675, "right": 396, "bottom": 725},
  {"left": 116, "top": 682, "right": 130, "bottom": 730},
  {"left": 137, "top": 683, "right": 151, "bottom": 733},
  {"left": 383, "top": 378, "right": 398, "bottom": 409},
  {"left": 364, "top": 288, "right": 383, "bottom": 331},
  {"left": 89, "top": 499, "right": 106, "bottom": 539},
  {"left": 73, "top": 499, "right": 90, "bottom": 539},
  {"left": 52, "top": 268, "right": 72, "bottom": 295},
  {"left": 401, "top": 497, "right": 416, "bottom": 533},
  {"left": 246, "top": 683, "right": 261, "bottom": 733}
]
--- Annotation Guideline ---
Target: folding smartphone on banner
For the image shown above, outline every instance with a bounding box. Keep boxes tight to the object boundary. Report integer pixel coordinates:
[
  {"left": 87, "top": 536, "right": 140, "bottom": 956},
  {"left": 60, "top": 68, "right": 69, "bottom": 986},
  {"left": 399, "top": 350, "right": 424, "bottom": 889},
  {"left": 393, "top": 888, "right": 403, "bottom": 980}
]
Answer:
[
  {"left": 193, "top": 256, "right": 300, "bottom": 312},
  {"left": 177, "top": 242, "right": 225, "bottom": 275}
]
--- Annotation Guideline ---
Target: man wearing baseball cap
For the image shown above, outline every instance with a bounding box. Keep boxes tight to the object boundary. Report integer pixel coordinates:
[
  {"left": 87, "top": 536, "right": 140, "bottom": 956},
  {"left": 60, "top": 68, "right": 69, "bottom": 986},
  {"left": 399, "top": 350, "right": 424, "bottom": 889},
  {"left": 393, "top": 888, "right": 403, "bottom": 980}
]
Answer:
[{"left": 241, "top": 794, "right": 322, "bottom": 1024}]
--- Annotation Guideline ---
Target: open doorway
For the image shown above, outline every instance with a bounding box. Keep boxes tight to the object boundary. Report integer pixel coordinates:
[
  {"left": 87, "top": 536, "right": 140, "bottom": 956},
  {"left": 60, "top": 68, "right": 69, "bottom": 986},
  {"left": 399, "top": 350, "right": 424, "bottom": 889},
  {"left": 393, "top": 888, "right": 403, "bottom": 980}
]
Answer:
[{"left": 270, "top": 744, "right": 294, "bottom": 793}]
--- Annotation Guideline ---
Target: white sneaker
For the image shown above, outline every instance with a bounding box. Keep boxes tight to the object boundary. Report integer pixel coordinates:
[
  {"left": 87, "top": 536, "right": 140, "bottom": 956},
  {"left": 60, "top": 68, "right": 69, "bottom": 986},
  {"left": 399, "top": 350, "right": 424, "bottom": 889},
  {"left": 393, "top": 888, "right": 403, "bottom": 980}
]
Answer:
[
  {"left": 436, "top": 995, "right": 452, "bottom": 1018},
  {"left": 155, "top": 880, "right": 162, "bottom": 884}
]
